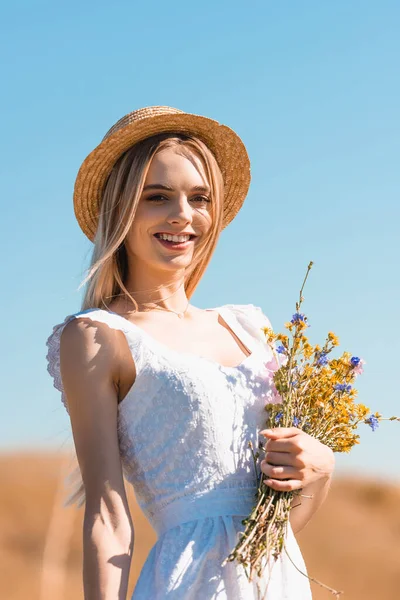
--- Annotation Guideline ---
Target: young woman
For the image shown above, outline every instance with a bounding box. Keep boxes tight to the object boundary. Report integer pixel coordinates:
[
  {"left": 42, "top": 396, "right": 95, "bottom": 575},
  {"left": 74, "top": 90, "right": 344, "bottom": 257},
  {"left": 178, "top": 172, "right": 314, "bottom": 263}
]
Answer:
[{"left": 46, "top": 106, "right": 335, "bottom": 600}]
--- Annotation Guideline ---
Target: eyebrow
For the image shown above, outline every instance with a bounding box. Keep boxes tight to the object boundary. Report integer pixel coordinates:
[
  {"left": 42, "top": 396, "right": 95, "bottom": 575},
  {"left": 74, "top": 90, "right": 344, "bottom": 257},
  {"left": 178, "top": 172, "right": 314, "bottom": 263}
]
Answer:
[{"left": 143, "top": 183, "right": 210, "bottom": 193}]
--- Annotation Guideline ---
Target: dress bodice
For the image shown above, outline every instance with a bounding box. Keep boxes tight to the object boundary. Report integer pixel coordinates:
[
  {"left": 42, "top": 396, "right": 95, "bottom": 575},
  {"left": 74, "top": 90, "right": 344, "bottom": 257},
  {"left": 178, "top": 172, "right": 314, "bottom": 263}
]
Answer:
[
  {"left": 46, "top": 303, "right": 313, "bottom": 599},
  {"left": 46, "top": 304, "right": 275, "bottom": 517}
]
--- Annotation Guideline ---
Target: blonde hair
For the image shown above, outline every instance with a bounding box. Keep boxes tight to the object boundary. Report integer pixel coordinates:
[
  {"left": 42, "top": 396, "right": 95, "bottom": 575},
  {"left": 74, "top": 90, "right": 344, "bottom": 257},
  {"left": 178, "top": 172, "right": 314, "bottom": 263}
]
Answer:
[
  {"left": 65, "top": 133, "right": 224, "bottom": 507},
  {"left": 78, "top": 132, "right": 225, "bottom": 310}
]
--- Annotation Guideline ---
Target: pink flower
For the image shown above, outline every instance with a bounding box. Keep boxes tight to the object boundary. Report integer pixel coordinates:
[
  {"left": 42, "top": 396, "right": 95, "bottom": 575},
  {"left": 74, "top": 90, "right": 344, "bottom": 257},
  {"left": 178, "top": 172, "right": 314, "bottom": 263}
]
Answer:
[
  {"left": 265, "top": 351, "right": 288, "bottom": 373},
  {"left": 263, "top": 356, "right": 284, "bottom": 405},
  {"left": 269, "top": 382, "right": 283, "bottom": 405},
  {"left": 353, "top": 359, "right": 366, "bottom": 376}
]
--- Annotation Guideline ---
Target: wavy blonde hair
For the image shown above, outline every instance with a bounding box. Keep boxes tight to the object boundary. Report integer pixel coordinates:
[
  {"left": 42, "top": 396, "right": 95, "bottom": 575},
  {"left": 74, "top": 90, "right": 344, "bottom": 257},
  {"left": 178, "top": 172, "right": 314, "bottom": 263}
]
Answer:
[
  {"left": 78, "top": 132, "right": 225, "bottom": 311},
  {"left": 65, "top": 133, "right": 224, "bottom": 507}
]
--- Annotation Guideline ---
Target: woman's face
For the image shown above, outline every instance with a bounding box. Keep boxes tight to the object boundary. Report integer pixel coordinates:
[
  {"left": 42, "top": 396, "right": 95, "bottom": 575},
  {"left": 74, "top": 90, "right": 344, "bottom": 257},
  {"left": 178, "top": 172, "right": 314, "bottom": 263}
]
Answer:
[{"left": 125, "top": 146, "right": 213, "bottom": 275}]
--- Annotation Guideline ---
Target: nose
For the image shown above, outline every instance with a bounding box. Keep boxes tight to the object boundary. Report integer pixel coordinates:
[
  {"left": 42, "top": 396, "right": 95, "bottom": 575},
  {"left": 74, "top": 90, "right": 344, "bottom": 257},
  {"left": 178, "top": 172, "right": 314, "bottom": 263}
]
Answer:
[{"left": 166, "top": 196, "right": 193, "bottom": 226}]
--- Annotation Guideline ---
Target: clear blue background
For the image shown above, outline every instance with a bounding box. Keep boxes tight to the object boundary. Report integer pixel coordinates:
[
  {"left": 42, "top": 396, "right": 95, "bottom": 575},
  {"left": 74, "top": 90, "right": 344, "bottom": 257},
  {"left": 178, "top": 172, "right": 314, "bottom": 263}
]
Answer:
[{"left": 1, "top": 1, "right": 398, "bottom": 481}]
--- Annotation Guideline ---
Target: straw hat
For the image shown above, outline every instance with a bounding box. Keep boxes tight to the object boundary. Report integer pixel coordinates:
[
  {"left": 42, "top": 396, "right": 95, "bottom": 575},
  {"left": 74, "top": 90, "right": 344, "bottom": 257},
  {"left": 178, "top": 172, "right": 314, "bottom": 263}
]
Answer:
[{"left": 73, "top": 105, "right": 251, "bottom": 241}]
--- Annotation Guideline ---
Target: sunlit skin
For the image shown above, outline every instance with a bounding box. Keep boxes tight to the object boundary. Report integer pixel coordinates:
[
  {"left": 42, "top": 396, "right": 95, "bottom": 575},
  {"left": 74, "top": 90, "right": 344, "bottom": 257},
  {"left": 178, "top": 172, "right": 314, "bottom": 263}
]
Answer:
[
  {"left": 111, "top": 146, "right": 334, "bottom": 536},
  {"left": 109, "top": 146, "right": 252, "bottom": 369},
  {"left": 257, "top": 426, "right": 335, "bottom": 536},
  {"left": 259, "top": 427, "right": 335, "bottom": 493},
  {"left": 122, "top": 147, "right": 212, "bottom": 312}
]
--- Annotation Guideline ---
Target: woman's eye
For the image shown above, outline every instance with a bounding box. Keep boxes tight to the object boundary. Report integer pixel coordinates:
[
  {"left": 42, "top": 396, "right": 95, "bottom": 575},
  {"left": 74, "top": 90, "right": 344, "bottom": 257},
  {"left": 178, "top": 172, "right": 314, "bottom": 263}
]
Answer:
[
  {"left": 191, "top": 196, "right": 211, "bottom": 205},
  {"left": 147, "top": 195, "right": 167, "bottom": 202},
  {"left": 146, "top": 194, "right": 210, "bottom": 205}
]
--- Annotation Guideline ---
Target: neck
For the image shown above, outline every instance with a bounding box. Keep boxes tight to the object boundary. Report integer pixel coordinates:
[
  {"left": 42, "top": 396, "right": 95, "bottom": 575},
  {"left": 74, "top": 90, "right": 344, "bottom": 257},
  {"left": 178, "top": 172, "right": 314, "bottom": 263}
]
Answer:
[{"left": 122, "top": 264, "right": 190, "bottom": 314}]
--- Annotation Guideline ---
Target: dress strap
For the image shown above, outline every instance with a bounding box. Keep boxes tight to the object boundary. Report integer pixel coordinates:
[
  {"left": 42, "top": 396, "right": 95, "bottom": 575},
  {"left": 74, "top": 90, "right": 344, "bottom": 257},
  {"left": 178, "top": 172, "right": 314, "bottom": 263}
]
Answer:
[
  {"left": 216, "top": 306, "right": 259, "bottom": 355},
  {"left": 217, "top": 304, "right": 274, "bottom": 358}
]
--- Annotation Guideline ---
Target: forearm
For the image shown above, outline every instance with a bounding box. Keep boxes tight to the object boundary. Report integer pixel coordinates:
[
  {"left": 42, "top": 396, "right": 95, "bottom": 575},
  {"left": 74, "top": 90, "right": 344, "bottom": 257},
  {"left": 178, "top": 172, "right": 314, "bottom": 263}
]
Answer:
[
  {"left": 83, "top": 516, "right": 134, "bottom": 600},
  {"left": 289, "top": 473, "right": 333, "bottom": 535}
]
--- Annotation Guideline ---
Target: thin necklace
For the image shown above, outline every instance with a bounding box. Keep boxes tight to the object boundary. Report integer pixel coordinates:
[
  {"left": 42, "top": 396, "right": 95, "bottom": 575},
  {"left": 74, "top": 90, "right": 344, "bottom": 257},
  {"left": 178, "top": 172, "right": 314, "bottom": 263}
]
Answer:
[{"left": 151, "top": 299, "right": 191, "bottom": 319}]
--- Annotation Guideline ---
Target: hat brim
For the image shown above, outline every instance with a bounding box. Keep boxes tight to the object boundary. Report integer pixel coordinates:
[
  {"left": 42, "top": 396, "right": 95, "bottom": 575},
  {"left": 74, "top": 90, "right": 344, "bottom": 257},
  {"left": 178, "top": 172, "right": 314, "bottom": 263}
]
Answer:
[{"left": 73, "top": 112, "right": 251, "bottom": 241}]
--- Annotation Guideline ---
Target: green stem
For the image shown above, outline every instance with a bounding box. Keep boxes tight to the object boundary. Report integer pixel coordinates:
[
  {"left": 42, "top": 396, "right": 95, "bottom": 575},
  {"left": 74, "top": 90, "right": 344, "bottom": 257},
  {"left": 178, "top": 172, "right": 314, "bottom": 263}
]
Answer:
[{"left": 282, "top": 539, "right": 344, "bottom": 598}]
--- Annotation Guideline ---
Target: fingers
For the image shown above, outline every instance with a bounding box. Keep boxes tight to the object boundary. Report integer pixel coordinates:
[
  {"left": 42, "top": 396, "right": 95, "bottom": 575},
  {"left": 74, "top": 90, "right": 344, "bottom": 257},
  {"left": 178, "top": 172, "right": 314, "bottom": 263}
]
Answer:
[
  {"left": 261, "top": 461, "right": 298, "bottom": 480},
  {"left": 262, "top": 438, "right": 299, "bottom": 453},
  {"left": 262, "top": 451, "right": 303, "bottom": 468},
  {"left": 260, "top": 427, "right": 300, "bottom": 439},
  {"left": 264, "top": 477, "right": 304, "bottom": 492}
]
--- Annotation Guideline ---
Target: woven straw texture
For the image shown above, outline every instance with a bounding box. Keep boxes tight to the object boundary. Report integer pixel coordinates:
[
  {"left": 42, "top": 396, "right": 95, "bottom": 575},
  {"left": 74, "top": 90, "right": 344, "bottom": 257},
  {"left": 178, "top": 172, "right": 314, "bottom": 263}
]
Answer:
[{"left": 73, "top": 106, "right": 251, "bottom": 241}]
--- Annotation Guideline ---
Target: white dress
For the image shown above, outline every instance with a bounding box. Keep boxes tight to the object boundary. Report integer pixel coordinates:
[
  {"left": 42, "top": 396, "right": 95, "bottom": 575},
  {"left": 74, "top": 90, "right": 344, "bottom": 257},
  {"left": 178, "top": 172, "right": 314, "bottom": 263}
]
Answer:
[{"left": 46, "top": 303, "right": 312, "bottom": 600}]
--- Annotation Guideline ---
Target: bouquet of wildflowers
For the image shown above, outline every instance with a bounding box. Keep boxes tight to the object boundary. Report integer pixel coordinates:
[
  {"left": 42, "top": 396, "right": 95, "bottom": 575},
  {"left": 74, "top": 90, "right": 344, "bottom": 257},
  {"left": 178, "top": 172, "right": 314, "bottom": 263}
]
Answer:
[{"left": 223, "top": 262, "right": 399, "bottom": 598}]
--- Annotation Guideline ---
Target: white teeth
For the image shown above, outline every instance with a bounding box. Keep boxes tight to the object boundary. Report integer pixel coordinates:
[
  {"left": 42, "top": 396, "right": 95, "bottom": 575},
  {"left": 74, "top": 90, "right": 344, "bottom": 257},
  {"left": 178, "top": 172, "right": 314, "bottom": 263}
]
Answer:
[{"left": 158, "top": 234, "right": 191, "bottom": 242}]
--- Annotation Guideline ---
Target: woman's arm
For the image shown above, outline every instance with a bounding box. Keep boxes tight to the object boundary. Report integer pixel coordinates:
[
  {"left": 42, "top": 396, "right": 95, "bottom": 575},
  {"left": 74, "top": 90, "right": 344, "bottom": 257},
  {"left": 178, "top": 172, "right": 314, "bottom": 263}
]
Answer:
[
  {"left": 260, "top": 427, "right": 335, "bottom": 536},
  {"left": 61, "top": 318, "right": 134, "bottom": 600},
  {"left": 289, "top": 473, "right": 333, "bottom": 535}
]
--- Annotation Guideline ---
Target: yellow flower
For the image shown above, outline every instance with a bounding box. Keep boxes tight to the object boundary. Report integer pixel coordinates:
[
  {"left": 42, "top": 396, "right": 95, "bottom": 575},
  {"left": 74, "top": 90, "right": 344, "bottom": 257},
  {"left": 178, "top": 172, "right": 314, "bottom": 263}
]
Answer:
[
  {"left": 355, "top": 403, "right": 370, "bottom": 418},
  {"left": 303, "top": 343, "right": 314, "bottom": 359},
  {"left": 327, "top": 332, "right": 340, "bottom": 346},
  {"left": 276, "top": 333, "right": 289, "bottom": 345},
  {"left": 262, "top": 327, "right": 276, "bottom": 344}
]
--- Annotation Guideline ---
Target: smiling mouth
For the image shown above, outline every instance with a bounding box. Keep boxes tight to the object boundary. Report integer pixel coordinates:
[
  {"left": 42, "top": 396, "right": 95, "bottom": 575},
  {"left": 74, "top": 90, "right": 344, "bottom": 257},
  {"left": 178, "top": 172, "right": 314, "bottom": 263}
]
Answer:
[{"left": 153, "top": 233, "right": 196, "bottom": 249}]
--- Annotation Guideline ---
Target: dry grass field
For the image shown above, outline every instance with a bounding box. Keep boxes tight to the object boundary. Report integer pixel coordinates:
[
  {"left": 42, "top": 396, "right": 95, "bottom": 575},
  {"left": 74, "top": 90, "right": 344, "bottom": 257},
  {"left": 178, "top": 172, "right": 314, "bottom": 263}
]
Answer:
[{"left": 1, "top": 451, "right": 399, "bottom": 600}]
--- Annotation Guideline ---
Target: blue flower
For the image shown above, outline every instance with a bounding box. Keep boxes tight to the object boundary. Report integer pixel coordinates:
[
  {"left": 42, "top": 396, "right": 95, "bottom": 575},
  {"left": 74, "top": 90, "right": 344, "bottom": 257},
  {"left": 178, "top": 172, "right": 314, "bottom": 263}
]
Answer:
[
  {"left": 276, "top": 345, "right": 286, "bottom": 354},
  {"left": 291, "top": 313, "right": 309, "bottom": 325},
  {"left": 365, "top": 415, "right": 379, "bottom": 432},
  {"left": 334, "top": 383, "right": 352, "bottom": 393},
  {"left": 293, "top": 416, "right": 300, "bottom": 427},
  {"left": 317, "top": 353, "right": 328, "bottom": 366},
  {"left": 275, "top": 411, "right": 283, "bottom": 423},
  {"left": 292, "top": 379, "right": 299, "bottom": 388},
  {"left": 351, "top": 356, "right": 361, "bottom": 367}
]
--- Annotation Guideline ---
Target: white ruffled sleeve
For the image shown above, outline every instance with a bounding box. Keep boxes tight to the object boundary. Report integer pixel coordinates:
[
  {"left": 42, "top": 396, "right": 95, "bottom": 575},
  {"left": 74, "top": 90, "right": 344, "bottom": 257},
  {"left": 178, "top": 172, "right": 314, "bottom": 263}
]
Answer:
[
  {"left": 46, "top": 309, "right": 140, "bottom": 416},
  {"left": 45, "top": 314, "right": 78, "bottom": 415},
  {"left": 45, "top": 309, "right": 142, "bottom": 508},
  {"left": 45, "top": 313, "right": 87, "bottom": 507}
]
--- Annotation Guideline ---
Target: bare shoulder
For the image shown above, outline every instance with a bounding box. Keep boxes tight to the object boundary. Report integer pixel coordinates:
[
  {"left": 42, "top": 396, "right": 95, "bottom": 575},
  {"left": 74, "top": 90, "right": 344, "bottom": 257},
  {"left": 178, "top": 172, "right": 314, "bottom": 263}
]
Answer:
[
  {"left": 59, "top": 316, "right": 132, "bottom": 518},
  {"left": 60, "top": 315, "right": 121, "bottom": 386}
]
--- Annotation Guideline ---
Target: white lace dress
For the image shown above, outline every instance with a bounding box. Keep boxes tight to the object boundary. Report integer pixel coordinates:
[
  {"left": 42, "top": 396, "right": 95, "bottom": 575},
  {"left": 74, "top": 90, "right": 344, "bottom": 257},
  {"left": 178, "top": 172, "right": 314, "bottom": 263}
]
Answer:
[{"left": 46, "top": 303, "right": 312, "bottom": 600}]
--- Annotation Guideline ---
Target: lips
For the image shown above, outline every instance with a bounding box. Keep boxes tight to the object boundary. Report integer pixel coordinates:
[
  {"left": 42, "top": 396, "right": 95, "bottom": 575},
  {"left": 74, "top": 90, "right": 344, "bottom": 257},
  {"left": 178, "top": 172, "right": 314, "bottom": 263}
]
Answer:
[
  {"left": 154, "top": 234, "right": 195, "bottom": 250},
  {"left": 154, "top": 233, "right": 197, "bottom": 241}
]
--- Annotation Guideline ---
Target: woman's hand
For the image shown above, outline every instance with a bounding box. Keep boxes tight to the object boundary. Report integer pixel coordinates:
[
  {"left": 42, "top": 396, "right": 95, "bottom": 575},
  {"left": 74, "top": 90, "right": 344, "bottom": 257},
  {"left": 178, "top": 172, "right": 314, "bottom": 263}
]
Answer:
[{"left": 259, "top": 427, "right": 335, "bottom": 492}]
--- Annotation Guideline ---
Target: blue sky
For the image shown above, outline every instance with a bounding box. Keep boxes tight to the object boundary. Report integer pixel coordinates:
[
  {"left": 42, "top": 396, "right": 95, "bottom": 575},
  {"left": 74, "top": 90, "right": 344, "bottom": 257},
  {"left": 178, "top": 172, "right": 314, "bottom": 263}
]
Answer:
[{"left": 1, "top": 1, "right": 399, "bottom": 481}]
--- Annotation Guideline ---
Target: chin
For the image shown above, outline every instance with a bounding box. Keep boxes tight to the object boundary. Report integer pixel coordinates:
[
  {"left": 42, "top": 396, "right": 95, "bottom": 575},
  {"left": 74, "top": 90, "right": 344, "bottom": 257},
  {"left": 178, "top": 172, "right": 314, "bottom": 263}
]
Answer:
[{"left": 160, "top": 257, "right": 193, "bottom": 271}]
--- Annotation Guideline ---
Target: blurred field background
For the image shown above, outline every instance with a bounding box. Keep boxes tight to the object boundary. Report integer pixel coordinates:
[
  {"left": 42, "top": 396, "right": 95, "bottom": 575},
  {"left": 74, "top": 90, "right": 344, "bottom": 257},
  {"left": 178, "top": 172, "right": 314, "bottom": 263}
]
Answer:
[
  {"left": 1, "top": 1, "right": 399, "bottom": 599},
  {"left": 1, "top": 451, "right": 399, "bottom": 600}
]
